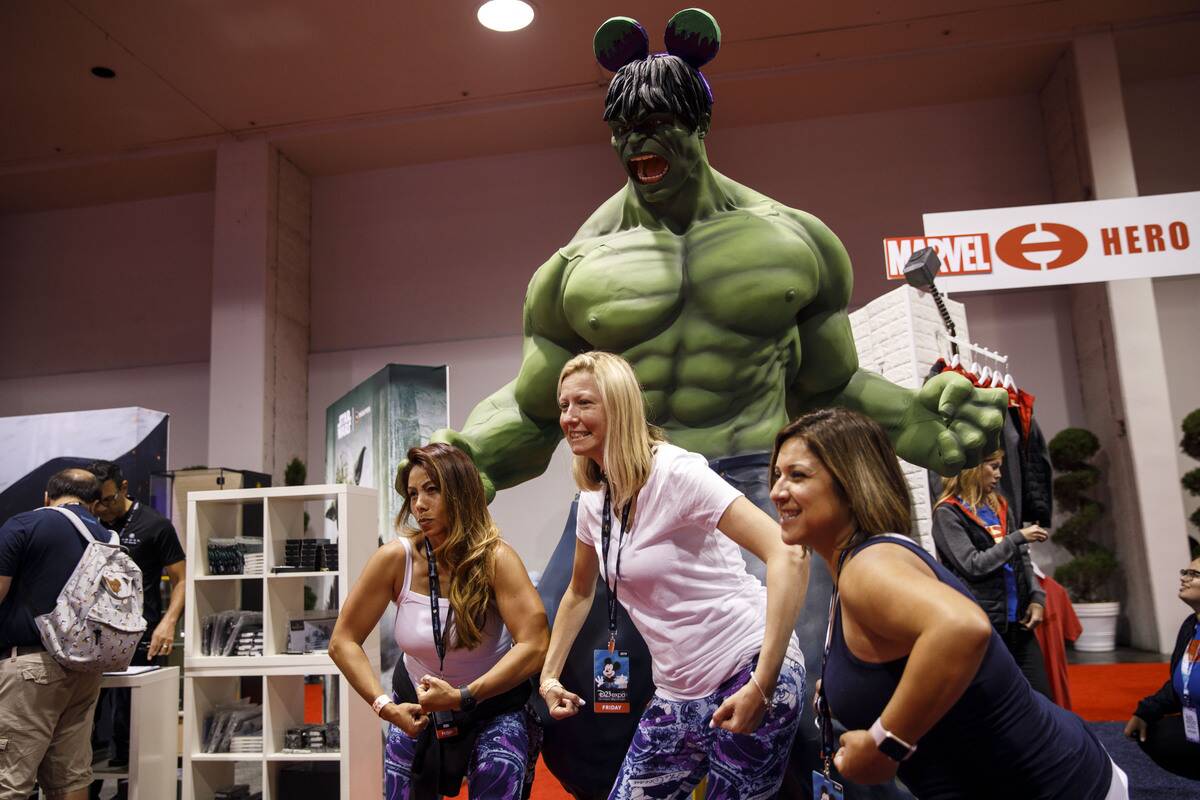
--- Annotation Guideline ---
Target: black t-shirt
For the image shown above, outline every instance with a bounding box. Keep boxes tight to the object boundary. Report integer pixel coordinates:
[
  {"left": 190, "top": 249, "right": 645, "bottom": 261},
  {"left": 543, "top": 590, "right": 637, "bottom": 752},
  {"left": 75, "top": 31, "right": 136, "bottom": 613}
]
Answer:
[
  {"left": 0, "top": 504, "right": 115, "bottom": 649},
  {"left": 105, "top": 499, "right": 185, "bottom": 631}
]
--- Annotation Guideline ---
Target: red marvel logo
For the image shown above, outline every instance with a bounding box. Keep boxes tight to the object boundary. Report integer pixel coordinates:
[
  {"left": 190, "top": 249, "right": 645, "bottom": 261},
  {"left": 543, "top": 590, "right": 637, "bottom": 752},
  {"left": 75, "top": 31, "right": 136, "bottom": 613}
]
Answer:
[{"left": 994, "top": 223, "right": 1089, "bottom": 271}]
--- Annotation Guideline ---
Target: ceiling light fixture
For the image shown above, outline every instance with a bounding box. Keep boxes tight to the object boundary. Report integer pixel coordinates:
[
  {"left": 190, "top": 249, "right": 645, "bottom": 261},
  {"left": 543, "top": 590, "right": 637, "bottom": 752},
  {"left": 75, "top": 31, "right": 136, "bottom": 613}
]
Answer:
[{"left": 477, "top": 0, "right": 534, "bottom": 32}]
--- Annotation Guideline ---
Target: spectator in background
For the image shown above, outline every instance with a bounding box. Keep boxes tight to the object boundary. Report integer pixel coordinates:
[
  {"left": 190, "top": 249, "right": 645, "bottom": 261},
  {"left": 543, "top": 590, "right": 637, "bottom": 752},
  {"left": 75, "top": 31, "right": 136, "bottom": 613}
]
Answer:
[
  {"left": 0, "top": 469, "right": 113, "bottom": 800},
  {"left": 932, "top": 451, "right": 1054, "bottom": 698},
  {"left": 84, "top": 461, "right": 185, "bottom": 799},
  {"left": 1123, "top": 556, "right": 1200, "bottom": 779}
]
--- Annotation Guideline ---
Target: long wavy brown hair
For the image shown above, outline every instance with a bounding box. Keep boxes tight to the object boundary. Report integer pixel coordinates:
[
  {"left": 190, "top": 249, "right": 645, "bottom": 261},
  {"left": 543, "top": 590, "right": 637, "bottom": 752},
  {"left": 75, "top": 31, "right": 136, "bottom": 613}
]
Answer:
[{"left": 397, "top": 443, "right": 500, "bottom": 651}]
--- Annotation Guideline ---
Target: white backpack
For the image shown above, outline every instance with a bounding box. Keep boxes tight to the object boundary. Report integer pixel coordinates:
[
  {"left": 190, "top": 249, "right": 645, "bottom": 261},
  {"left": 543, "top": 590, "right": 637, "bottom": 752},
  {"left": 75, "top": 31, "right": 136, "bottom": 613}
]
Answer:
[{"left": 34, "top": 506, "right": 147, "bottom": 673}]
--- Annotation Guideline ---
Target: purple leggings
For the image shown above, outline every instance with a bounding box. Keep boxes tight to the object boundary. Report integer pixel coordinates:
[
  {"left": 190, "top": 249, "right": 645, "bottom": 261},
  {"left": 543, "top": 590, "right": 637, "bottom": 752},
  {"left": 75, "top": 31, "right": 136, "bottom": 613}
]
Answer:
[
  {"left": 384, "top": 708, "right": 539, "bottom": 799},
  {"left": 609, "top": 658, "right": 804, "bottom": 800}
]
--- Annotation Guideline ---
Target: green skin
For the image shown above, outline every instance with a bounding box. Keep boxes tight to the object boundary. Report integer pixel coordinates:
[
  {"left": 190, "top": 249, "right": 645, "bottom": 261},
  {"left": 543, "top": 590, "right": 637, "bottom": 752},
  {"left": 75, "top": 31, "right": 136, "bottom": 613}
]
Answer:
[{"left": 400, "top": 110, "right": 1007, "bottom": 498}]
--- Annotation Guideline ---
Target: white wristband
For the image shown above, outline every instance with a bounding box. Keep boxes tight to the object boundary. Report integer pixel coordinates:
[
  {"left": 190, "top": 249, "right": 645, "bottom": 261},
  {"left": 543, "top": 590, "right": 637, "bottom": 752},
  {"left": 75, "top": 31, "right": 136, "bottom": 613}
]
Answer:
[{"left": 371, "top": 694, "right": 393, "bottom": 716}]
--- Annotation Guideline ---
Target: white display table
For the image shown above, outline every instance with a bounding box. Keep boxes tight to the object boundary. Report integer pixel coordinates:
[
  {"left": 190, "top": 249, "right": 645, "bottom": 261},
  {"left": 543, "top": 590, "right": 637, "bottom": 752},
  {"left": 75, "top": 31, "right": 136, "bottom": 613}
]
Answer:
[{"left": 92, "top": 666, "right": 180, "bottom": 800}]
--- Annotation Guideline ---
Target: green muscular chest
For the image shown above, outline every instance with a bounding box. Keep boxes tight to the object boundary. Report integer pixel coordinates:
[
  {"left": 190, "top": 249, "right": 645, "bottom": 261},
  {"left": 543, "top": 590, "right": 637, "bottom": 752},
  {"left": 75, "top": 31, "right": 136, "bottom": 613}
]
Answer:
[{"left": 561, "top": 212, "right": 819, "bottom": 352}]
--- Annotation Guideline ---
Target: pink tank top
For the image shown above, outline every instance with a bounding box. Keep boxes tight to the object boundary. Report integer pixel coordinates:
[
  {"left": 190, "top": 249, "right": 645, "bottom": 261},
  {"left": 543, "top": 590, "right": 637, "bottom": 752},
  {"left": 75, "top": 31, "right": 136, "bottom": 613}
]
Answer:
[{"left": 392, "top": 537, "right": 510, "bottom": 687}]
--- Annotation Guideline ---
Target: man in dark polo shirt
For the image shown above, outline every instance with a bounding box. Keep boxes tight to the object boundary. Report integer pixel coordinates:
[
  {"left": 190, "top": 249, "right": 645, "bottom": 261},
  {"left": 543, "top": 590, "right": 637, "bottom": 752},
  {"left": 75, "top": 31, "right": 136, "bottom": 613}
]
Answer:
[
  {"left": 85, "top": 461, "right": 185, "bottom": 792},
  {"left": 0, "top": 468, "right": 114, "bottom": 800}
]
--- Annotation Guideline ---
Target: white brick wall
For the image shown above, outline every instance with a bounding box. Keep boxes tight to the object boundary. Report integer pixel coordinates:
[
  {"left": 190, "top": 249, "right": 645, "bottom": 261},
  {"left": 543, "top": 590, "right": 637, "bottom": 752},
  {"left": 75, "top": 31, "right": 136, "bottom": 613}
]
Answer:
[{"left": 850, "top": 286, "right": 969, "bottom": 552}]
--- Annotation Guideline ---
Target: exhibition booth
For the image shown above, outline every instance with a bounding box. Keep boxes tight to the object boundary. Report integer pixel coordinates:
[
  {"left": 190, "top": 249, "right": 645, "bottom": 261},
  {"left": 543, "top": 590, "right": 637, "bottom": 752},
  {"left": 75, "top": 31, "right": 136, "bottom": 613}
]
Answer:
[{"left": 1, "top": 4, "right": 1198, "bottom": 800}]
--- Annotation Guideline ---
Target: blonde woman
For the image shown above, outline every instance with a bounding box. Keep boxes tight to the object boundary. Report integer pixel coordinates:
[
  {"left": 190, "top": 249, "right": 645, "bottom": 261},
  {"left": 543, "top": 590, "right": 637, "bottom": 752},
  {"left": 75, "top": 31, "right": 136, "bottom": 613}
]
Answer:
[
  {"left": 539, "top": 351, "right": 809, "bottom": 799},
  {"left": 932, "top": 451, "right": 1052, "bottom": 697},
  {"left": 330, "top": 443, "right": 549, "bottom": 800}
]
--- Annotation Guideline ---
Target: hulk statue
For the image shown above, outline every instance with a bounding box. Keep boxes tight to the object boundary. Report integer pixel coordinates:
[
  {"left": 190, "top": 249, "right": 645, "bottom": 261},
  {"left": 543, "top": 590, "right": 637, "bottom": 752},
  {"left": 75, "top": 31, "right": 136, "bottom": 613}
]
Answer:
[{"left": 398, "top": 9, "right": 1006, "bottom": 799}]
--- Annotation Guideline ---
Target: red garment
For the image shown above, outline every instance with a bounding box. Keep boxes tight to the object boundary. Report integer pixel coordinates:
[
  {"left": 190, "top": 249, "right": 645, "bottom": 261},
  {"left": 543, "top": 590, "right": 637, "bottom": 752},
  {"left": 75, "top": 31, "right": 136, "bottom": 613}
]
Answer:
[{"left": 1034, "top": 575, "right": 1082, "bottom": 710}]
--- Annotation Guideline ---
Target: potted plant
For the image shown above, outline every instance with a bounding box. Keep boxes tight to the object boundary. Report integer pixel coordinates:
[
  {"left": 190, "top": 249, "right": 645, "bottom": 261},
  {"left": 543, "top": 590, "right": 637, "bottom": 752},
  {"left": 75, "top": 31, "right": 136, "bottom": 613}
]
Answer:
[
  {"left": 1182, "top": 409, "right": 1200, "bottom": 558},
  {"left": 1048, "top": 427, "right": 1121, "bottom": 651}
]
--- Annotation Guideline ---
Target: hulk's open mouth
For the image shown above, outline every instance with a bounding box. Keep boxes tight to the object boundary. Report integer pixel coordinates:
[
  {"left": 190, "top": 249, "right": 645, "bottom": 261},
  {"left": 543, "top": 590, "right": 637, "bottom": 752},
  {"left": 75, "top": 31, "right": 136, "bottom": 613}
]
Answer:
[{"left": 628, "top": 154, "right": 669, "bottom": 185}]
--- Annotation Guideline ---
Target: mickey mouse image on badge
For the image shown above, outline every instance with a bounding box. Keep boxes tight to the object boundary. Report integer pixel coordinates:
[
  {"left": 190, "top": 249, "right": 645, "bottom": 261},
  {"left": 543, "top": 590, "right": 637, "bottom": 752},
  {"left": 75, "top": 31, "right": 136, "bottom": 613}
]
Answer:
[
  {"left": 812, "top": 773, "right": 845, "bottom": 800},
  {"left": 593, "top": 650, "right": 631, "bottom": 713}
]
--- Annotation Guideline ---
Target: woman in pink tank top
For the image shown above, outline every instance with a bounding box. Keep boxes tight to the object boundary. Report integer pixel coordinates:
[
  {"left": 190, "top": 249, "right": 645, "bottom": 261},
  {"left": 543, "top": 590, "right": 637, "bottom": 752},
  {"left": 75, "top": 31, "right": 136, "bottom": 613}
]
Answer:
[{"left": 330, "top": 443, "right": 549, "bottom": 799}]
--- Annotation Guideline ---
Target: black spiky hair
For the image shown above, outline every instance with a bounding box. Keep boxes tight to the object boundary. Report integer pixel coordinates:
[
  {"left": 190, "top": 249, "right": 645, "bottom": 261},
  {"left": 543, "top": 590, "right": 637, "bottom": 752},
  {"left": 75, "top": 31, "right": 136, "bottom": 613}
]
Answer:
[{"left": 603, "top": 54, "right": 712, "bottom": 135}]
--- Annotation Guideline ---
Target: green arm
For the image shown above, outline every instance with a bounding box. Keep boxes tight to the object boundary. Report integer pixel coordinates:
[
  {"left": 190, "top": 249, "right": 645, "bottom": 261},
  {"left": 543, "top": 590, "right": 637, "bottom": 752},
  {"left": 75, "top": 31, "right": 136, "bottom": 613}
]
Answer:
[
  {"left": 424, "top": 253, "right": 587, "bottom": 497},
  {"left": 784, "top": 209, "right": 1006, "bottom": 476}
]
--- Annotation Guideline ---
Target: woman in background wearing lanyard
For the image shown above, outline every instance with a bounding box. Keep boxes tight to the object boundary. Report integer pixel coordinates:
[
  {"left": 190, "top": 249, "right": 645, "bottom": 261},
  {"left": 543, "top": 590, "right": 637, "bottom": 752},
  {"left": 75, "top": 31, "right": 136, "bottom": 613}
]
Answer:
[
  {"left": 772, "top": 407, "right": 1127, "bottom": 799},
  {"left": 330, "top": 443, "right": 549, "bottom": 799},
  {"left": 538, "top": 351, "right": 809, "bottom": 799},
  {"left": 931, "top": 451, "right": 1054, "bottom": 698},
  {"left": 1124, "top": 556, "right": 1200, "bottom": 779}
]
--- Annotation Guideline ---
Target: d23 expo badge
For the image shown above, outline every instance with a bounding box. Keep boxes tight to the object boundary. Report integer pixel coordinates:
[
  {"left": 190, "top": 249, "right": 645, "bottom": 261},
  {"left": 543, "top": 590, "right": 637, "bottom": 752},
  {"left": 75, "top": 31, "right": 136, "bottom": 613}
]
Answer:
[{"left": 593, "top": 649, "right": 631, "bottom": 713}]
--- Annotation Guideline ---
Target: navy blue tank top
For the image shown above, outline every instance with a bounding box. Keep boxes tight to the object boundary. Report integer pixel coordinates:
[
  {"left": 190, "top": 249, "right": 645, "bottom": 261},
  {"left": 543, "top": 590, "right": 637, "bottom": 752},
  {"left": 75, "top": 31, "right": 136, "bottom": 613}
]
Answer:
[{"left": 823, "top": 535, "right": 1112, "bottom": 800}]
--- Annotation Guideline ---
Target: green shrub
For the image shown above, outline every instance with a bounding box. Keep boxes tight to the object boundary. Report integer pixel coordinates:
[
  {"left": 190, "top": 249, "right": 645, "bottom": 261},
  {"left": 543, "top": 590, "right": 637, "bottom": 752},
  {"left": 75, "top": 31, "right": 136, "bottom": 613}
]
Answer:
[
  {"left": 1182, "top": 409, "right": 1200, "bottom": 460},
  {"left": 1049, "top": 428, "right": 1100, "bottom": 472},
  {"left": 284, "top": 457, "right": 308, "bottom": 487},
  {"left": 1048, "top": 427, "right": 1118, "bottom": 602},
  {"left": 1053, "top": 550, "right": 1120, "bottom": 604}
]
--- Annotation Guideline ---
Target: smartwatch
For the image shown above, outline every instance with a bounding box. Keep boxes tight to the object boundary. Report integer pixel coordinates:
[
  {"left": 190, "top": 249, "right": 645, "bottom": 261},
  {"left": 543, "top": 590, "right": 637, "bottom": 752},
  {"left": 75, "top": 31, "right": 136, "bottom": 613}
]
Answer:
[
  {"left": 459, "top": 686, "right": 477, "bottom": 713},
  {"left": 870, "top": 718, "right": 917, "bottom": 762}
]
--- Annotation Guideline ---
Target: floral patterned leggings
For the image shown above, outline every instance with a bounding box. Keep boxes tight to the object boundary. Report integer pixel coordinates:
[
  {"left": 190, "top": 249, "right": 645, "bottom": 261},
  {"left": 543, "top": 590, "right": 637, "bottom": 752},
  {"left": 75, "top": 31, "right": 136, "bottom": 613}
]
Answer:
[{"left": 609, "top": 658, "right": 804, "bottom": 800}]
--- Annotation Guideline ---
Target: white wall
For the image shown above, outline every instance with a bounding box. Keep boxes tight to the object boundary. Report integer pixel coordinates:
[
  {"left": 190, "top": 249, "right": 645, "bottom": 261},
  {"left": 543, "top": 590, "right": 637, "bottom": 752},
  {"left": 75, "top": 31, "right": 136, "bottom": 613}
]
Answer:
[
  {"left": 308, "top": 336, "right": 576, "bottom": 573},
  {"left": 0, "top": 192, "right": 214, "bottom": 379},
  {"left": 0, "top": 361, "right": 210, "bottom": 470},
  {"left": 310, "top": 93, "right": 1055, "bottom": 353},
  {"left": 953, "top": 286, "right": 1086, "bottom": 439}
]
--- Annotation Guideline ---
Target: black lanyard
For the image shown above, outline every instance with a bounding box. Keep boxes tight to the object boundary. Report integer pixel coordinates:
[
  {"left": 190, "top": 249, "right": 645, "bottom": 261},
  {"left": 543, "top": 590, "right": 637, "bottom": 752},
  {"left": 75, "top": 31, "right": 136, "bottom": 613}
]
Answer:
[
  {"left": 114, "top": 500, "right": 139, "bottom": 539},
  {"left": 423, "top": 537, "right": 453, "bottom": 674},
  {"left": 600, "top": 485, "right": 631, "bottom": 653},
  {"left": 816, "top": 546, "right": 854, "bottom": 778}
]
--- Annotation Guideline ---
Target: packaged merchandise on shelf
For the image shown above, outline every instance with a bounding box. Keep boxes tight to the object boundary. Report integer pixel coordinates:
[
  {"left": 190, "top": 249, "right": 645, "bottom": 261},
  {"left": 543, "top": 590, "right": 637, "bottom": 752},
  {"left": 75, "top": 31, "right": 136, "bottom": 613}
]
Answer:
[
  {"left": 281, "top": 722, "right": 341, "bottom": 754},
  {"left": 206, "top": 537, "right": 265, "bottom": 575},
  {"left": 201, "top": 611, "right": 264, "bottom": 656},
  {"left": 214, "top": 785, "right": 259, "bottom": 800},
  {"left": 281, "top": 538, "right": 338, "bottom": 572},
  {"left": 286, "top": 614, "right": 338, "bottom": 654},
  {"left": 202, "top": 700, "right": 263, "bottom": 754}
]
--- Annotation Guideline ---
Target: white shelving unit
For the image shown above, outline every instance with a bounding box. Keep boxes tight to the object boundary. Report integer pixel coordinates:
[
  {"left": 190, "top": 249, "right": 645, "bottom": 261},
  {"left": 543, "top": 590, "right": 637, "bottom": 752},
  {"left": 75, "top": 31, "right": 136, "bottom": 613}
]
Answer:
[{"left": 182, "top": 484, "right": 381, "bottom": 800}]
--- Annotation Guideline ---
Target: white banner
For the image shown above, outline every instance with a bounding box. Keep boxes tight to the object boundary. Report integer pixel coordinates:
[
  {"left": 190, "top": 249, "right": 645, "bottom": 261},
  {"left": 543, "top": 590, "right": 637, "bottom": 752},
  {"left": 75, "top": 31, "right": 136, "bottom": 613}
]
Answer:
[{"left": 887, "top": 191, "right": 1200, "bottom": 292}]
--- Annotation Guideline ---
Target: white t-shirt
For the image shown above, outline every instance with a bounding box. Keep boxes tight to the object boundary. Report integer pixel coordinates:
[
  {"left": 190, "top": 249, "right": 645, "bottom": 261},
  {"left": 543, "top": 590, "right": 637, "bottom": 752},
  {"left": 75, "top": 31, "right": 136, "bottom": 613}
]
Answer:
[{"left": 576, "top": 443, "right": 802, "bottom": 700}]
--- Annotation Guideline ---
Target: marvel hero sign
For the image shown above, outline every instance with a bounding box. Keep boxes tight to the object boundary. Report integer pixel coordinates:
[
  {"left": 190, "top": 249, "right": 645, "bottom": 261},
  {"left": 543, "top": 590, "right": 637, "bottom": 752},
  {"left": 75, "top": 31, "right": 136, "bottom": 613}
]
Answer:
[{"left": 882, "top": 191, "right": 1200, "bottom": 291}]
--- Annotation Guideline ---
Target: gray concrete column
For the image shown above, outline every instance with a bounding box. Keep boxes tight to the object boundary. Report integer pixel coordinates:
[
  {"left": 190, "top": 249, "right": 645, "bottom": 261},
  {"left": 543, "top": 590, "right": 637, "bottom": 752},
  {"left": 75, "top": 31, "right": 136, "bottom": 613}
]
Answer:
[{"left": 207, "top": 137, "right": 310, "bottom": 484}]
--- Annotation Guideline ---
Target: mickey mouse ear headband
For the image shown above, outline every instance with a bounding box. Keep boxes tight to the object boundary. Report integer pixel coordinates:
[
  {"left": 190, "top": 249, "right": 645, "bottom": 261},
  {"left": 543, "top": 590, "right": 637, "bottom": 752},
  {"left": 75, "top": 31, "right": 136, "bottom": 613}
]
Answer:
[{"left": 593, "top": 8, "right": 721, "bottom": 72}]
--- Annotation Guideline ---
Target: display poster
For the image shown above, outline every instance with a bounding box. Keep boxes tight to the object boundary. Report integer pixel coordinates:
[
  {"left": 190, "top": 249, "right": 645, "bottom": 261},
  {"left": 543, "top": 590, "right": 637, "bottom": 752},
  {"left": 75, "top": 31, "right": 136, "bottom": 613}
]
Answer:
[
  {"left": 0, "top": 407, "right": 168, "bottom": 525},
  {"left": 324, "top": 364, "right": 449, "bottom": 679},
  {"left": 881, "top": 191, "right": 1200, "bottom": 292}
]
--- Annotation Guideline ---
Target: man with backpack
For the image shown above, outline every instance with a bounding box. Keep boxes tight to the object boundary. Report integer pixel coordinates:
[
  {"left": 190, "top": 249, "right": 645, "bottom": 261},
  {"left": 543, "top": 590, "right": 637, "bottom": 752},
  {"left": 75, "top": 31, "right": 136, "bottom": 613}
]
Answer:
[{"left": 0, "top": 469, "right": 127, "bottom": 800}]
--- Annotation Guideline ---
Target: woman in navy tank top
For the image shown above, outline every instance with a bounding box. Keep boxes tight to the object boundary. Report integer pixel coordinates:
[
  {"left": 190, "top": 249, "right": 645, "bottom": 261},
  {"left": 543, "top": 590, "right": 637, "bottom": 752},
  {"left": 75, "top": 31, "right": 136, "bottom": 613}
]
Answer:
[{"left": 768, "top": 408, "right": 1127, "bottom": 800}]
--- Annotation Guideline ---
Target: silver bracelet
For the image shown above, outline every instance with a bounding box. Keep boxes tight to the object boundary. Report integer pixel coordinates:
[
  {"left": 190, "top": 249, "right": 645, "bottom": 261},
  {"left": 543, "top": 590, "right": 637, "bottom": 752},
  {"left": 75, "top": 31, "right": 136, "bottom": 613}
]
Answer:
[
  {"left": 749, "top": 674, "right": 771, "bottom": 704},
  {"left": 539, "top": 677, "right": 563, "bottom": 698}
]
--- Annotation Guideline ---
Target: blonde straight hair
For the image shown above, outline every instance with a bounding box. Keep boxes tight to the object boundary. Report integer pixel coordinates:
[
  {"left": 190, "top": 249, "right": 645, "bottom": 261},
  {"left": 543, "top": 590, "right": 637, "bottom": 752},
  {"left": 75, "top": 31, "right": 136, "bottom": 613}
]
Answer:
[
  {"left": 938, "top": 450, "right": 1004, "bottom": 516},
  {"left": 397, "top": 443, "right": 500, "bottom": 651},
  {"left": 558, "top": 352, "right": 666, "bottom": 509}
]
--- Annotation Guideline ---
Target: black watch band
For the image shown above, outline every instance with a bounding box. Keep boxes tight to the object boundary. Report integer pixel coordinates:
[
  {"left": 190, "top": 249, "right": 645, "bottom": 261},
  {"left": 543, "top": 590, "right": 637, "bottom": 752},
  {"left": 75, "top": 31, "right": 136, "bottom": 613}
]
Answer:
[
  {"left": 870, "top": 718, "right": 916, "bottom": 762},
  {"left": 459, "top": 686, "right": 477, "bottom": 712}
]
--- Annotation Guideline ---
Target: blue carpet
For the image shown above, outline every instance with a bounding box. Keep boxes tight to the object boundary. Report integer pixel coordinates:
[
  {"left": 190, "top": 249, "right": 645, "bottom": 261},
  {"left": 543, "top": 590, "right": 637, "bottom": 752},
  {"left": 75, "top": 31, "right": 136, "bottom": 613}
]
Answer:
[{"left": 1089, "top": 721, "right": 1200, "bottom": 798}]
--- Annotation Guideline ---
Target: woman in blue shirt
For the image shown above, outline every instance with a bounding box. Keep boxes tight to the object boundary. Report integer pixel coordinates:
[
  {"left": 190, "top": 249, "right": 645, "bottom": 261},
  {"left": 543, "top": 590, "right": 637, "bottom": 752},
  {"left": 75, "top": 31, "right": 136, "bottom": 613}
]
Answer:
[
  {"left": 932, "top": 451, "right": 1053, "bottom": 698},
  {"left": 1124, "top": 556, "right": 1200, "bottom": 779}
]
